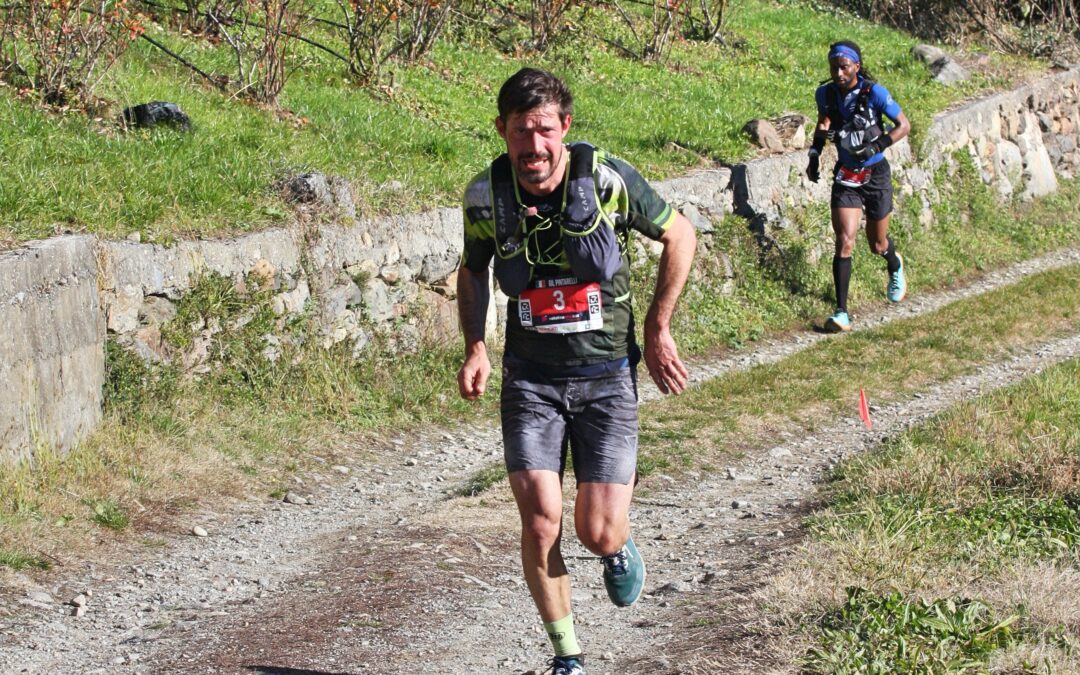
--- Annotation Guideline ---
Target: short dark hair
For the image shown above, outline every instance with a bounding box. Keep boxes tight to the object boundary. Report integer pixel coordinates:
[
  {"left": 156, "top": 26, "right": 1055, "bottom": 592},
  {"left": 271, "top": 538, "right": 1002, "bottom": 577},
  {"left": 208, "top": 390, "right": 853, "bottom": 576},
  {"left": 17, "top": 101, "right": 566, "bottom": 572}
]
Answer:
[{"left": 497, "top": 68, "right": 573, "bottom": 121}]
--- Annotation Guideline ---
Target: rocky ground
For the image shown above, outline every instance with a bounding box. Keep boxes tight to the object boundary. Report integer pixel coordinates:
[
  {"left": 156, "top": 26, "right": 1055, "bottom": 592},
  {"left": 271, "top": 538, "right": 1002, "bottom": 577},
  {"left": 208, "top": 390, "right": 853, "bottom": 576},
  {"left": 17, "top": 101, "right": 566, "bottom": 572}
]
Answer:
[{"left": 2, "top": 249, "right": 1079, "bottom": 675}]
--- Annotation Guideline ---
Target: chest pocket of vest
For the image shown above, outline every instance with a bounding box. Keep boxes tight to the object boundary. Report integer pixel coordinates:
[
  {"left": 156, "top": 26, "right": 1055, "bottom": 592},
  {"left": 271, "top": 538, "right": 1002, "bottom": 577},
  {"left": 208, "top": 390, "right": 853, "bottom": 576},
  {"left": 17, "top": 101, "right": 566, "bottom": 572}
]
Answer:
[
  {"left": 829, "top": 82, "right": 884, "bottom": 162},
  {"left": 559, "top": 143, "right": 622, "bottom": 284},
  {"left": 489, "top": 143, "right": 622, "bottom": 298}
]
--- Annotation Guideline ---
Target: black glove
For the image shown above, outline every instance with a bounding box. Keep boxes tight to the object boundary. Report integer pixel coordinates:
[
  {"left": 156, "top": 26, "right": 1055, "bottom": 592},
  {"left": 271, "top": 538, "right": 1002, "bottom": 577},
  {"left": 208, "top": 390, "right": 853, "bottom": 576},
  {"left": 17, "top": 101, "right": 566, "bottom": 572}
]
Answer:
[
  {"left": 806, "top": 152, "right": 820, "bottom": 183},
  {"left": 855, "top": 134, "right": 893, "bottom": 160}
]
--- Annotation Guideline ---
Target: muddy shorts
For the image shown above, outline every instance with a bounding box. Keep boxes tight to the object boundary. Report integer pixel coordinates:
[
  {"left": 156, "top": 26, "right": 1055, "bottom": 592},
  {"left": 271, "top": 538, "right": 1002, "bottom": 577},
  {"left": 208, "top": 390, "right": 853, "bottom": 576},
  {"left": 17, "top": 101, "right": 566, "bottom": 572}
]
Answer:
[
  {"left": 831, "top": 158, "right": 893, "bottom": 221},
  {"left": 500, "top": 362, "right": 639, "bottom": 485}
]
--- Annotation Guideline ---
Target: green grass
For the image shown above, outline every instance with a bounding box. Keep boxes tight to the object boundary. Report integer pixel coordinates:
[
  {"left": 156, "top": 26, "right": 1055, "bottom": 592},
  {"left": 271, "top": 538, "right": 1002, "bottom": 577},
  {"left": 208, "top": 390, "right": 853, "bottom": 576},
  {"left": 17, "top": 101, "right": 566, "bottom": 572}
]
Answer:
[
  {"left": 0, "top": 549, "right": 51, "bottom": 571},
  {"left": 455, "top": 463, "right": 508, "bottom": 498},
  {"left": 0, "top": 0, "right": 1034, "bottom": 240},
  {"left": 637, "top": 262, "right": 1080, "bottom": 474},
  {"left": 819, "top": 357, "right": 1080, "bottom": 568},
  {"left": 789, "top": 357, "right": 1080, "bottom": 673},
  {"left": 804, "top": 587, "right": 1021, "bottom": 673}
]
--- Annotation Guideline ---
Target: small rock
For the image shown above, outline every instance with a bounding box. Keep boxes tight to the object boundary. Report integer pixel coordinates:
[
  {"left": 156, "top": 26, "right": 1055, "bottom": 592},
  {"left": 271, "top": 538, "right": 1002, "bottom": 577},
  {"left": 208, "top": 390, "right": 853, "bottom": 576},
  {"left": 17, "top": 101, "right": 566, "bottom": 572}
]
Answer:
[
  {"left": 283, "top": 493, "right": 308, "bottom": 506},
  {"left": 332, "top": 465, "right": 350, "bottom": 475},
  {"left": 404, "top": 458, "right": 418, "bottom": 467},
  {"left": 191, "top": 526, "right": 208, "bottom": 538},
  {"left": 69, "top": 594, "right": 88, "bottom": 607},
  {"left": 655, "top": 580, "right": 692, "bottom": 594},
  {"left": 27, "top": 591, "right": 53, "bottom": 605},
  {"left": 731, "top": 500, "right": 752, "bottom": 510},
  {"left": 71, "top": 606, "right": 86, "bottom": 618}
]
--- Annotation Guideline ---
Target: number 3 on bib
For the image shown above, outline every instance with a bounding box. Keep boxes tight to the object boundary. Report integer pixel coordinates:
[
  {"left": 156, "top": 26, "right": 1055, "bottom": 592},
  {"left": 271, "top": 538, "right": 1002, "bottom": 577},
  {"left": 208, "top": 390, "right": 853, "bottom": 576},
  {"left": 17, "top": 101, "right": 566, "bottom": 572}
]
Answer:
[{"left": 518, "top": 277, "right": 604, "bottom": 334}]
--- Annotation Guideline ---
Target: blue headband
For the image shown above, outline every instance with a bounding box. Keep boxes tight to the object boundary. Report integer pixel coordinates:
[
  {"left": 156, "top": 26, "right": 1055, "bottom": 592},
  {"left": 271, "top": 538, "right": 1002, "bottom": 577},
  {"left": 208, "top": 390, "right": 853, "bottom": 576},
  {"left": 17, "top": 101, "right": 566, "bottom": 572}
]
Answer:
[{"left": 829, "top": 45, "right": 860, "bottom": 63}]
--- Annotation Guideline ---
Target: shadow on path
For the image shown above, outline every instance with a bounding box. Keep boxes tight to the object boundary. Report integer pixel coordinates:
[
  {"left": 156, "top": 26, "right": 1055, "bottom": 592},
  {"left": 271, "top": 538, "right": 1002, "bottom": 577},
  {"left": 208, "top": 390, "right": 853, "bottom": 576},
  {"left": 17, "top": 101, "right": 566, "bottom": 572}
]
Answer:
[{"left": 248, "top": 666, "right": 358, "bottom": 675}]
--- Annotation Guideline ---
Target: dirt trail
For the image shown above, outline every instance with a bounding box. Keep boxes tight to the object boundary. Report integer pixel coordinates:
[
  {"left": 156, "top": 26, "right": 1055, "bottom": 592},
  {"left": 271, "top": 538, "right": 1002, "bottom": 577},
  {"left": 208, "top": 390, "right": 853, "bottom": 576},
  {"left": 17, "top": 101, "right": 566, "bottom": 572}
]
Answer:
[{"left": 2, "top": 249, "right": 1079, "bottom": 675}]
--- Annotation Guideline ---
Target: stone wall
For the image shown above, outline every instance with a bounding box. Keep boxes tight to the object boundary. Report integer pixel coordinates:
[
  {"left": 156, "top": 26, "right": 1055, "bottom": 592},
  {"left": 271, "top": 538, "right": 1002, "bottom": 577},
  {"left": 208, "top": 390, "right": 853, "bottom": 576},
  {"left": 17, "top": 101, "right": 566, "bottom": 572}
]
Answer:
[
  {"left": 1, "top": 68, "right": 1077, "bottom": 463},
  {"left": 0, "top": 237, "right": 104, "bottom": 463}
]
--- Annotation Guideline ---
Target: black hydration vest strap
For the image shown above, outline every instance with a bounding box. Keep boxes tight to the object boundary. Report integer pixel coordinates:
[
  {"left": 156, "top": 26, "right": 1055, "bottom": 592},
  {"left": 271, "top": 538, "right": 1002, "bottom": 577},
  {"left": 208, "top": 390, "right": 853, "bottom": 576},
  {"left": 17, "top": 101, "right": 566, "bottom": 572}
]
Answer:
[
  {"left": 826, "top": 81, "right": 875, "bottom": 131},
  {"left": 490, "top": 153, "right": 520, "bottom": 257},
  {"left": 561, "top": 142, "right": 599, "bottom": 233}
]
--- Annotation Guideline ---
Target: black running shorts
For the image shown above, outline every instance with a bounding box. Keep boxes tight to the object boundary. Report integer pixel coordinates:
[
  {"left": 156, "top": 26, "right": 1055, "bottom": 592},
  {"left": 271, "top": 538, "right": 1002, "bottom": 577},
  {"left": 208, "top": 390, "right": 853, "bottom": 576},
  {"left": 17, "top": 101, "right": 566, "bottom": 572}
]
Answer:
[{"left": 831, "top": 159, "right": 893, "bottom": 221}]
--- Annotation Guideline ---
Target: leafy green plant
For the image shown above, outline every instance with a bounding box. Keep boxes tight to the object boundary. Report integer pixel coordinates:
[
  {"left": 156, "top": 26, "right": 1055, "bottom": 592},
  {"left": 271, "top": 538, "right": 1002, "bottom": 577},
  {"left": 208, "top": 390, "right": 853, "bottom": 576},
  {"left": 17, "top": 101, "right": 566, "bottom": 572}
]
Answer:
[
  {"left": 103, "top": 339, "right": 178, "bottom": 421},
  {"left": 88, "top": 499, "right": 129, "bottom": 530},
  {"left": 804, "top": 587, "right": 1020, "bottom": 674}
]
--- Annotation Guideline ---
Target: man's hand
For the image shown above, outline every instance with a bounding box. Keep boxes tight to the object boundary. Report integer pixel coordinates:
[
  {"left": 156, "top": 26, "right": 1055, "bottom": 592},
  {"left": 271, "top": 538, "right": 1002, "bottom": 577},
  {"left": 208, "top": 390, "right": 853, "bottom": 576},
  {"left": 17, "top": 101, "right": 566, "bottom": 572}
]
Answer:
[
  {"left": 644, "top": 322, "right": 689, "bottom": 395},
  {"left": 806, "top": 153, "right": 820, "bottom": 183},
  {"left": 457, "top": 343, "right": 491, "bottom": 400}
]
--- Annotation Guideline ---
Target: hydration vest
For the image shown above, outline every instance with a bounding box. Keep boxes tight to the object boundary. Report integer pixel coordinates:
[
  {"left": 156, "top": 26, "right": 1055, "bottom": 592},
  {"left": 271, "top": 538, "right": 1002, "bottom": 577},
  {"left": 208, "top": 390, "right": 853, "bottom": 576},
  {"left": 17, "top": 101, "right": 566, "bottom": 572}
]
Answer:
[
  {"left": 824, "top": 80, "right": 884, "bottom": 161},
  {"left": 490, "top": 142, "right": 623, "bottom": 298}
]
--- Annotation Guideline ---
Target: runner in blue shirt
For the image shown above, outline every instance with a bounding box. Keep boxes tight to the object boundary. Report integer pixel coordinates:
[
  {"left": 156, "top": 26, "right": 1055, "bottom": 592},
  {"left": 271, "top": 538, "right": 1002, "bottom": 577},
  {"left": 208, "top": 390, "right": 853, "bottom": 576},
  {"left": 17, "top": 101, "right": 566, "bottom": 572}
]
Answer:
[{"left": 806, "top": 40, "right": 911, "bottom": 332}]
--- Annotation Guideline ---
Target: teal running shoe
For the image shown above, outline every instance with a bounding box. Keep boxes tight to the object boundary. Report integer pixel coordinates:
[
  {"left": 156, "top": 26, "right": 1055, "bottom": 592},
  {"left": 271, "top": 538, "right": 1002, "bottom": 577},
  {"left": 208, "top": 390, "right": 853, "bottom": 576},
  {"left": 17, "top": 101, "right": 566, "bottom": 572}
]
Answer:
[
  {"left": 547, "top": 655, "right": 586, "bottom": 675},
  {"left": 824, "top": 310, "right": 851, "bottom": 333},
  {"left": 602, "top": 536, "right": 646, "bottom": 607},
  {"left": 888, "top": 253, "right": 907, "bottom": 303}
]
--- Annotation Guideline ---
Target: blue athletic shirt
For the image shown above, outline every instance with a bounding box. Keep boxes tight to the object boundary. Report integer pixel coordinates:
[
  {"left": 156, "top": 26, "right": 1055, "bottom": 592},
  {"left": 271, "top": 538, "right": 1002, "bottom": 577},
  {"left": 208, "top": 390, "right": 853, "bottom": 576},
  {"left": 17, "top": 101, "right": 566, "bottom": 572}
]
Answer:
[{"left": 815, "top": 75, "right": 902, "bottom": 169}]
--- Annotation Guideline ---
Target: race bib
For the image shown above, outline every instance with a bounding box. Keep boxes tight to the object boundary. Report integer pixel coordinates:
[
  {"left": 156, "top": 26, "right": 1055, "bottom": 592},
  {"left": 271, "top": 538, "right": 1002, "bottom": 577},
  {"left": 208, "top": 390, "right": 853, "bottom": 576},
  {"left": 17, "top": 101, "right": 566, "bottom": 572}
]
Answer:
[
  {"left": 518, "top": 276, "right": 603, "bottom": 334},
  {"left": 835, "top": 165, "right": 872, "bottom": 188}
]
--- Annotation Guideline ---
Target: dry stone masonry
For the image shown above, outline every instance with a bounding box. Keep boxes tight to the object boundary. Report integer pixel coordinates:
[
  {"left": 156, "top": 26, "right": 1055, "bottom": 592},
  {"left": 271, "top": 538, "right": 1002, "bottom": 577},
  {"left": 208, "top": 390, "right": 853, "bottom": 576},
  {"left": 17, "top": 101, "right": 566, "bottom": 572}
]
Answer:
[{"left": 1, "top": 68, "right": 1078, "bottom": 462}]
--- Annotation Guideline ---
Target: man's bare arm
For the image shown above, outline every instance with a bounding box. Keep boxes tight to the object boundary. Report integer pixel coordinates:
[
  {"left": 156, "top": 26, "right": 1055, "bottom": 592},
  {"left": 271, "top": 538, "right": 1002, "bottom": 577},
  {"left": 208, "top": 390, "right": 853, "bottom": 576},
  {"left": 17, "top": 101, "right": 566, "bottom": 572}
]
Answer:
[
  {"left": 456, "top": 265, "right": 492, "bottom": 400},
  {"left": 644, "top": 214, "right": 696, "bottom": 395}
]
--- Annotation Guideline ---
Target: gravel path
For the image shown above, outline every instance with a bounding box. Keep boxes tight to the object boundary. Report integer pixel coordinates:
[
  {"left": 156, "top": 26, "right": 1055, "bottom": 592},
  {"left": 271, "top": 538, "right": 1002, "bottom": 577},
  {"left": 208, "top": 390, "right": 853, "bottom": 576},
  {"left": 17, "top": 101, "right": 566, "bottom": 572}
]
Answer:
[{"left": 2, "top": 249, "right": 1078, "bottom": 675}]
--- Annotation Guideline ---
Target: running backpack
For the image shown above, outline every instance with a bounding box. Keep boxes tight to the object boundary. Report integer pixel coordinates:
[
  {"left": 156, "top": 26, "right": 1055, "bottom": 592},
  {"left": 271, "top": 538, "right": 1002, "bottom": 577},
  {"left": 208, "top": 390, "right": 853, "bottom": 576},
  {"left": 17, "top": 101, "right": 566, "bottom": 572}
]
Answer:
[
  {"left": 489, "top": 142, "right": 622, "bottom": 297},
  {"left": 824, "top": 81, "right": 884, "bottom": 160}
]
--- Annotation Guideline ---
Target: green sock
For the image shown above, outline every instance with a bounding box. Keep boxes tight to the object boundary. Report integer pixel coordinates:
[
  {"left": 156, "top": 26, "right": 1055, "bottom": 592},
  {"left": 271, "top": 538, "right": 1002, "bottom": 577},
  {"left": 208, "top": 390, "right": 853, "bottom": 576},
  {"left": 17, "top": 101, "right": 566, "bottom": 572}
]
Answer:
[{"left": 543, "top": 613, "right": 582, "bottom": 657}]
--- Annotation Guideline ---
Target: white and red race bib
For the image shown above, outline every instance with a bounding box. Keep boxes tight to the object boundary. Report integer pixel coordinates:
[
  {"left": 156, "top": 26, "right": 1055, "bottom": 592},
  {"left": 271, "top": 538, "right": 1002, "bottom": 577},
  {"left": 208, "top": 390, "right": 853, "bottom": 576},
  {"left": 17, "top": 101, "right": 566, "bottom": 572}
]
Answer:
[
  {"left": 835, "top": 165, "right": 872, "bottom": 187},
  {"left": 518, "top": 276, "right": 603, "bottom": 334}
]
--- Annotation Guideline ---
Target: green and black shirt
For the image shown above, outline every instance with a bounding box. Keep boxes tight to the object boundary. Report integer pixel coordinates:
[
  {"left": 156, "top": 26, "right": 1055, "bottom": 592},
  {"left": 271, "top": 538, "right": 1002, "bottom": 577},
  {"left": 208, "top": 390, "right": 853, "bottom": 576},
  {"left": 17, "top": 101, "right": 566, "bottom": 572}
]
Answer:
[{"left": 461, "top": 145, "right": 675, "bottom": 369}]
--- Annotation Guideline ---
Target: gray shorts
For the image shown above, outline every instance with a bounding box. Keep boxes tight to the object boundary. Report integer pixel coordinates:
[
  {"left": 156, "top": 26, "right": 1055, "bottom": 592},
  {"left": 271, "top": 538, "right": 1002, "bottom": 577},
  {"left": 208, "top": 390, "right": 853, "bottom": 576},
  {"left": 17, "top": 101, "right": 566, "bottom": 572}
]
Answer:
[{"left": 500, "top": 364, "right": 639, "bottom": 485}]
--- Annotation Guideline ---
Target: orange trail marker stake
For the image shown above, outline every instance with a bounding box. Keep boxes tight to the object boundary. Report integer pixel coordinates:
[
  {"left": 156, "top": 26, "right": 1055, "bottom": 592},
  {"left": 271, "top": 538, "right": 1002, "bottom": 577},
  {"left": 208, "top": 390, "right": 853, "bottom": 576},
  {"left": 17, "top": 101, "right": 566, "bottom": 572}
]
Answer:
[{"left": 859, "top": 388, "right": 873, "bottom": 430}]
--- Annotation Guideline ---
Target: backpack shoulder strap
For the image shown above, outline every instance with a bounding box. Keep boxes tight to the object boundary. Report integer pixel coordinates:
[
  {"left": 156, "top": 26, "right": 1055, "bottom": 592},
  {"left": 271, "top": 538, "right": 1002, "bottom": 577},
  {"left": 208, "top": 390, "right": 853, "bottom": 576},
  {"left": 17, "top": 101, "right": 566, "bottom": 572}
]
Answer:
[
  {"left": 824, "top": 82, "right": 843, "bottom": 128},
  {"left": 489, "top": 153, "right": 519, "bottom": 251},
  {"left": 562, "top": 142, "right": 598, "bottom": 229}
]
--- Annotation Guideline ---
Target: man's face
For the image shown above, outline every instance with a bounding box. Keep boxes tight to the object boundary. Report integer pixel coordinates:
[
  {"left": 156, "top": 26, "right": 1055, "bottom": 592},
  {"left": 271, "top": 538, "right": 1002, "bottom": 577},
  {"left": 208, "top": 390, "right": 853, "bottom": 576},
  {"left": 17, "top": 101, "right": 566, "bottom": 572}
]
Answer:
[
  {"left": 830, "top": 56, "right": 860, "bottom": 91},
  {"left": 495, "top": 104, "right": 571, "bottom": 194}
]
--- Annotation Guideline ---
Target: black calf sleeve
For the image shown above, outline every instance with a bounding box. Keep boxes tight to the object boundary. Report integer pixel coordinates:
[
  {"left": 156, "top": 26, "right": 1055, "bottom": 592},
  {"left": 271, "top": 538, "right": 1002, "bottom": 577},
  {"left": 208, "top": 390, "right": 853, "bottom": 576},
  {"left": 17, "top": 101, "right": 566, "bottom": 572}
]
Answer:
[
  {"left": 833, "top": 256, "right": 852, "bottom": 313},
  {"left": 881, "top": 236, "right": 901, "bottom": 273}
]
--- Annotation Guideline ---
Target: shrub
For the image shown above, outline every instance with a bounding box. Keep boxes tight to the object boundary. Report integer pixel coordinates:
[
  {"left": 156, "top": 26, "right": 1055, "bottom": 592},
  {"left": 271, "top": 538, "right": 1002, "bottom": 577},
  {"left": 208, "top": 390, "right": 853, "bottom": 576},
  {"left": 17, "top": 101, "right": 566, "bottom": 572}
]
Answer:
[
  {"left": 337, "top": 0, "right": 455, "bottom": 86},
  {"left": 210, "top": 0, "right": 306, "bottom": 104},
  {"left": 830, "top": 0, "right": 1079, "bottom": 58},
  {"left": 0, "top": 0, "right": 143, "bottom": 107}
]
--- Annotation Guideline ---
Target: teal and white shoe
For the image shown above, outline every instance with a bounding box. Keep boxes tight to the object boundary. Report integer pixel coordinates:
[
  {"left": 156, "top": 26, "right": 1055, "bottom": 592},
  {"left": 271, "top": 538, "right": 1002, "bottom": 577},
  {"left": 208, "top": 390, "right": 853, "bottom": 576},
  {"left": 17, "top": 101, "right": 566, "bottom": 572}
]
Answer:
[
  {"left": 602, "top": 536, "right": 646, "bottom": 607},
  {"left": 824, "top": 310, "right": 851, "bottom": 333},
  {"left": 547, "top": 655, "right": 586, "bottom": 675},
  {"left": 888, "top": 253, "right": 907, "bottom": 303}
]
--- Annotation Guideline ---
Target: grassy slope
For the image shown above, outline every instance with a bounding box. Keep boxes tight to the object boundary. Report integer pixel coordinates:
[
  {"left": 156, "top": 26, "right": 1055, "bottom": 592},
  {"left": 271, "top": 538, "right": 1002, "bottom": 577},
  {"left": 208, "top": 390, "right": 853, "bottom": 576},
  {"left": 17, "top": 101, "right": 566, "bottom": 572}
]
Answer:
[
  {"left": 0, "top": 0, "right": 1031, "bottom": 241},
  {"left": 783, "top": 357, "right": 1080, "bottom": 673}
]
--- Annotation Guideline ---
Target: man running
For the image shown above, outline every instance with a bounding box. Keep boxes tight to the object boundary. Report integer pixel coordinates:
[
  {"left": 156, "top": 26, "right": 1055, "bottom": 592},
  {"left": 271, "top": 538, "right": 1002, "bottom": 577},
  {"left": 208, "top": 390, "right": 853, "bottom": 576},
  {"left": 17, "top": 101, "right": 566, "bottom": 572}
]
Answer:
[
  {"left": 456, "top": 67, "right": 696, "bottom": 675},
  {"left": 806, "top": 40, "right": 911, "bottom": 332}
]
